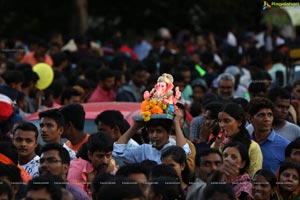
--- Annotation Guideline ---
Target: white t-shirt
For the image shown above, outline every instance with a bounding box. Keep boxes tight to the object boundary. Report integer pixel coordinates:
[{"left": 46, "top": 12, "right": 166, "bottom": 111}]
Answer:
[
  {"left": 63, "top": 143, "right": 77, "bottom": 160},
  {"left": 21, "top": 155, "right": 40, "bottom": 178}
]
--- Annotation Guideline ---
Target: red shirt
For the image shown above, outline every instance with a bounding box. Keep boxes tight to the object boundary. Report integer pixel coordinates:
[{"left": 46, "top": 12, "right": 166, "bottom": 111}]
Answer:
[{"left": 87, "top": 85, "right": 115, "bottom": 102}]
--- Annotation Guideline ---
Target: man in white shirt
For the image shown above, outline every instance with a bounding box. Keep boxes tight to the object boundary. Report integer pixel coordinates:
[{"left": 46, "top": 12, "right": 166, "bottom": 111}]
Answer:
[{"left": 12, "top": 121, "right": 40, "bottom": 178}]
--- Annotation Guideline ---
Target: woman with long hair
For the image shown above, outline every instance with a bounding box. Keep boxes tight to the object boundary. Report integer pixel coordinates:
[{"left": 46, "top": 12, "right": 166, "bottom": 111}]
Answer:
[
  {"left": 213, "top": 102, "right": 262, "bottom": 177},
  {"left": 161, "top": 145, "right": 195, "bottom": 199},
  {"left": 210, "top": 141, "right": 253, "bottom": 200}
]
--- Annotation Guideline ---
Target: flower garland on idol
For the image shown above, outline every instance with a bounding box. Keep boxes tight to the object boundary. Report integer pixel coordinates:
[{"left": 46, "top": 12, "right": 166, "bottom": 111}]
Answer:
[{"left": 140, "top": 73, "right": 181, "bottom": 122}]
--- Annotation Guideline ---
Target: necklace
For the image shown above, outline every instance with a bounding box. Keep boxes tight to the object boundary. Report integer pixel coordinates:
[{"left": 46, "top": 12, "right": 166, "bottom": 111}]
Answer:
[{"left": 152, "top": 90, "right": 173, "bottom": 102}]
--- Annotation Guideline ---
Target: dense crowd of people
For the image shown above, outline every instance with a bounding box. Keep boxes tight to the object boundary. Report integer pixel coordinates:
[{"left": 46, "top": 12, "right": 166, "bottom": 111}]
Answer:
[{"left": 0, "top": 24, "right": 300, "bottom": 200}]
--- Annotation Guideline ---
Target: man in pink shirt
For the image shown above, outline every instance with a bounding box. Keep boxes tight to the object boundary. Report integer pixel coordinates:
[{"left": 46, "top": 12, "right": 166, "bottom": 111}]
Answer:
[
  {"left": 87, "top": 68, "right": 116, "bottom": 102},
  {"left": 67, "top": 132, "right": 117, "bottom": 196}
]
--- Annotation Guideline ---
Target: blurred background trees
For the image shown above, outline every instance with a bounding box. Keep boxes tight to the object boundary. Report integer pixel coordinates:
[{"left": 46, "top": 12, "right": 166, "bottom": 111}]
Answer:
[{"left": 0, "top": 0, "right": 267, "bottom": 40}]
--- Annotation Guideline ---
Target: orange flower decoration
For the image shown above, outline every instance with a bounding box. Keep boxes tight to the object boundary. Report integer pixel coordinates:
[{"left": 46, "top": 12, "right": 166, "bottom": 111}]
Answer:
[
  {"left": 151, "top": 105, "right": 163, "bottom": 114},
  {"left": 141, "top": 100, "right": 149, "bottom": 112}
]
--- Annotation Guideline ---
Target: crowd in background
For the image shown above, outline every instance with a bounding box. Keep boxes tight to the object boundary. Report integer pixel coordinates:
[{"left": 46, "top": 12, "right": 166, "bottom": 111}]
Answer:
[{"left": 0, "top": 24, "right": 300, "bottom": 200}]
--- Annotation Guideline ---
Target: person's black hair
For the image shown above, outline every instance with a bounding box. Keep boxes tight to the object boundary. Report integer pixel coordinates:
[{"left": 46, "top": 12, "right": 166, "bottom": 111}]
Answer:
[
  {"left": 74, "top": 35, "right": 89, "bottom": 46},
  {"left": 140, "top": 159, "right": 158, "bottom": 172},
  {"left": 21, "top": 69, "right": 39, "bottom": 88},
  {"left": 0, "top": 164, "right": 22, "bottom": 183},
  {"left": 12, "top": 121, "right": 39, "bottom": 139},
  {"left": 195, "top": 148, "right": 222, "bottom": 167},
  {"left": 189, "top": 101, "right": 202, "bottom": 117},
  {"left": 76, "top": 142, "right": 89, "bottom": 160},
  {"left": 0, "top": 142, "right": 18, "bottom": 165},
  {"left": 278, "top": 162, "right": 300, "bottom": 180},
  {"left": 247, "top": 97, "right": 275, "bottom": 117},
  {"left": 201, "top": 50, "right": 215, "bottom": 65},
  {"left": 48, "top": 80, "right": 64, "bottom": 100},
  {"left": 51, "top": 52, "right": 67, "bottom": 67},
  {"left": 59, "top": 103, "right": 85, "bottom": 131},
  {"left": 201, "top": 93, "right": 222, "bottom": 106},
  {"left": 177, "top": 65, "right": 191, "bottom": 74},
  {"left": 16, "top": 90, "right": 26, "bottom": 106},
  {"left": 0, "top": 178, "right": 13, "bottom": 200},
  {"left": 151, "top": 164, "right": 179, "bottom": 181},
  {"left": 172, "top": 71, "right": 185, "bottom": 84},
  {"left": 110, "top": 55, "right": 130, "bottom": 71},
  {"left": 146, "top": 118, "right": 173, "bottom": 133},
  {"left": 60, "top": 88, "right": 82, "bottom": 105},
  {"left": 38, "top": 108, "right": 65, "bottom": 128},
  {"left": 97, "top": 176, "right": 144, "bottom": 200},
  {"left": 87, "top": 132, "right": 114, "bottom": 154},
  {"left": 191, "top": 78, "right": 208, "bottom": 92},
  {"left": 204, "top": 183, "right": 235, "bottom": 200},
  {"left": 95, "top": 110, "right": 130, "bottom": 134},
  {"left": 251, "top": 70, "right": 272, "bottom": 81},
  {"left": 1, "top": 70, "right": 24, "bottom": 85},
  {"left": 75, "top": 79, "right": 92, "bottom": 90},
  {"left": 40, "top": 143, "right": 70, "bottom": 165},
  {"left": 161, "top": 146, "right": 193, "bottom": 184},
  {"left": 267, "top": 87, "right": 291, "bottom": 102},
  {"left": 92, "top": 172, "right": 116, "bottom": 200},
  {"left": 254, "top": 169, "right": 277, "bottom": 188},
  {"left": 204, "top": 101, "right": 223, "bottom": 120},
  {"left": 97, "top": 68, "right": 115, "bottom": 82},
  {"left": 150, "top": 176, "right": 181, "bottom": 200},
  {"left": 248, "top": 82, "right": 267, "bottom": 96},
  {"left": 271, "top": 49, "right": 283, "bottom": 63},
  {"left": 176, "top": 102, "right": 187, "bottom": 121},
  {"left": 220, "top": 102, "right": 251, "bottom": 149},
  {"left": 116, "top": 163, "right": 150, "bottom": 180},
  {"left": 130, "top": 61, "right": 148, "bottom": 75},
  {"left": 285, "top": 139, "right": 300, "bottom": 158},
  {"left": 232, "top": 97, "right": 249, "bottom": 112},
  {"left": 36, "top": 38, "right": 49, "bottom": 49},
  {"left": 26, "top": 174, "right": 63, "bottom": 200},
  {"left": 223, "top": 141, "right": 250, "bottom": 175}
]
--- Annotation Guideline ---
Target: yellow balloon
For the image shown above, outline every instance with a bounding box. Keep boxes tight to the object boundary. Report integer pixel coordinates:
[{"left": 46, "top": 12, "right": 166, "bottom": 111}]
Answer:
[{"left": 32, "top": 63, "right": 54, "bottom": 90}]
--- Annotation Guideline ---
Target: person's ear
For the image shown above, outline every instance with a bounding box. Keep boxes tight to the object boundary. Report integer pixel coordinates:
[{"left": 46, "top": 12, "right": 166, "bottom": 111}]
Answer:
[
  {"left": 238, "top": 120, "right": 242, "bottom": 127},
  {"left": 62, "top": 164, "right": 69, "bottom": 176},
  {"left": 58, "top": 126, "right": 64, "bottom": 136},
  {"left": 180, "top": 162, "right": 186, "bottom": 171},
  {"left": 34, "top": 138, "right": 38, "bottom": 148}
]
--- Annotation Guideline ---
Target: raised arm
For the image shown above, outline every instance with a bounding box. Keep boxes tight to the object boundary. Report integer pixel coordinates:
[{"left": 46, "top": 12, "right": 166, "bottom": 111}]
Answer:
[
  {"left": 116, "top": 120, "right": 144, "bottom": 144},
  {"left": 173, "top": 109, "right": 187, "bottom": 147}
]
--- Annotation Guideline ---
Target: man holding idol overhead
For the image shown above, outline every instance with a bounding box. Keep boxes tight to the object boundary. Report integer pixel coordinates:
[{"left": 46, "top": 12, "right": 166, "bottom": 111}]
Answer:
[{"left": 113, "top": 73, "right": 191, "bottom": 164}]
